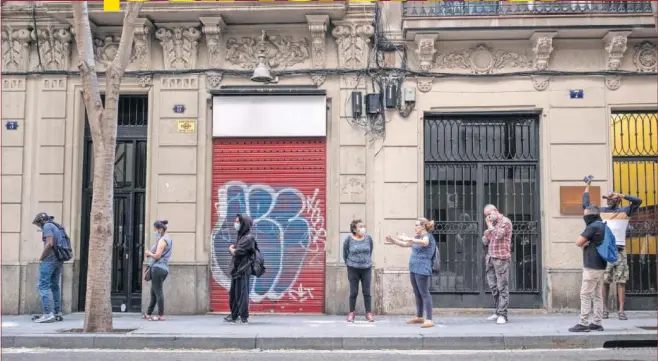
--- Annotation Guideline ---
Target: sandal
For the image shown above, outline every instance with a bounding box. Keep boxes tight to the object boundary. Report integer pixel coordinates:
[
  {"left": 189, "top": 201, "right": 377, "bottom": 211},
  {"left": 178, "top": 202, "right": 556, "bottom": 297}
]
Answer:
[
  {"left": 618, "top": 312, "right": 628, "bottom": 321},
  {"left": 602, "top": 311, "right": 609, "bottom": 319},
  {"left": 142, "top": 313, "right": 150, "bottom": 320}
]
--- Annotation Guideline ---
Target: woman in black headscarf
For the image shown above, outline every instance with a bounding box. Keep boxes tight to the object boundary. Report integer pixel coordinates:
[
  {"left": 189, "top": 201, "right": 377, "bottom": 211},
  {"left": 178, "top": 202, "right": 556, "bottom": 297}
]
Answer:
[{"left": 226, "top": 214, "right": 256, "bottom": 324}]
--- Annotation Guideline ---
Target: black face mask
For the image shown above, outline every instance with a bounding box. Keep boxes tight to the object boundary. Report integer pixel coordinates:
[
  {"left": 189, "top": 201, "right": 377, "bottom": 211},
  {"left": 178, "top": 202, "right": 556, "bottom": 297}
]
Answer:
[{"left": 583, "top": 214, "right": 601, "bottom": 225}]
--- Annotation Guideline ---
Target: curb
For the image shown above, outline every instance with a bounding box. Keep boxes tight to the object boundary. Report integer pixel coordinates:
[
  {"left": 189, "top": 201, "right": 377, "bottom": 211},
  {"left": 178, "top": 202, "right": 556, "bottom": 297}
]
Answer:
[{"left": 2, "top": 333, "right": 655, "bottom": 350}]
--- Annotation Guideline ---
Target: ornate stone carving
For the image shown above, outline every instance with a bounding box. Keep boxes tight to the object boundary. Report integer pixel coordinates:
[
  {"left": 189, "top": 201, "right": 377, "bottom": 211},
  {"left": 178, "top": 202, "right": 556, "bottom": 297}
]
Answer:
[
  {"left": 531, "top": 76, "right": 549, "bottom": 91},
  {"left": 414, "top": 34, "right": 438, "bottom": 73},
  {"left": 416, "top": 77, "right": 433, "bottom": 93},
  {"left": 155, "top": 24, "right": 202, "bottom": 70},
  {"left": 435, "top": 44, "right": 531, "bottom": 74},
  {"left": 161, "top": 76, "right": 199, "bottom": 90},
  {"left": 307, "top": 15, "right": 329, "bottom": 86},
  {"left": 31, "top": 26, "right": 72, "bottom": 70},
  {"left": 2, "top": 25, "right": 31, "bottom": 72},
  {"left": 206, "top": 72, "right": 223, "bottom": 89},
  {"left": 133, "top": 19, "right": 154, "bottom": 71},
  {"left": 605, "top": 76, "right": 621, "bottom": 91},
  {"left": 633, "top": 41, "right": 657, "bottom": 73},
  {"left": 604, "top": 32, "right": 630, "bottom": 71},
  {"left": 93, "top": 35, "right": 122, "bottom": 70},
  {"left": 226, "top": 30, "right": 309, "bottom": 70},
  {"left": 531, "top": 32, "right": 556, "bottom": 71},
  {"left": 138, "top": 75, "right": 152, "bottom": 88},
  {"left": 331, "top": 21, "right": 374, "bottom": 69},
  {"left": 200, "top": 17, "right": 227, "bottom": 68}
]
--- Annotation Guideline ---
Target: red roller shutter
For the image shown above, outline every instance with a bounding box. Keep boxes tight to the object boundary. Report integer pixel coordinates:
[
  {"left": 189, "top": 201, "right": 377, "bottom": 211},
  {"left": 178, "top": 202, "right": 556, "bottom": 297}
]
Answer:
[{"left": 210, "top": 138, "right": 327, "bottom": 313}]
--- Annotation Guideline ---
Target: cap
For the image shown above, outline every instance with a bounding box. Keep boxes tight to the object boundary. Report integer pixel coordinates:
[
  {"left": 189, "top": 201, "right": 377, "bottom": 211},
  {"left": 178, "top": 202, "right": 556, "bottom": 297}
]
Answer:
[{"left": 32, "top": 212, "right": 50, "bottom": 225}]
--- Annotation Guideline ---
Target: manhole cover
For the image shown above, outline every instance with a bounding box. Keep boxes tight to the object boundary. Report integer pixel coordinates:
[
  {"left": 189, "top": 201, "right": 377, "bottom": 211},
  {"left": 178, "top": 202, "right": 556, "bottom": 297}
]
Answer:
[
  {"left": 58, "top": 328, "right": 137, "bottom": 334},
  {"left": 637, "top": 326, "right": 657, "bottom": 331}
]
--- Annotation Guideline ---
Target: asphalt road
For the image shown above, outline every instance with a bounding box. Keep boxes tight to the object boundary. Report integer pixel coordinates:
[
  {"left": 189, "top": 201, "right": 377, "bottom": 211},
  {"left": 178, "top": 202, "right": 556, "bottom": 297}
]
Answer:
[{"left": 2, "top": 348, "right": 656, "bottom": 361}]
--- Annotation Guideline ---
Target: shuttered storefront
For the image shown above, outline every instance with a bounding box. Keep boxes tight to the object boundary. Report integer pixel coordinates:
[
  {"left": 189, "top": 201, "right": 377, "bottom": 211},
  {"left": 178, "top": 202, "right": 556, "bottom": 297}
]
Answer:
[{"left": 210, "top": 138, "right": 327, "bottom": 313}]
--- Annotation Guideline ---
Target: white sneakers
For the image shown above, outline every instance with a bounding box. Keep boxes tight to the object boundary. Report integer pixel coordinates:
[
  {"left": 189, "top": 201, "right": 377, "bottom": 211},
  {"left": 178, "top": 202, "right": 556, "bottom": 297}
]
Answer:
[
  {"left": 486, "top": 314, "right": 507, "bottom": 324},
  {"left": 33, "top": 313, "right": 55, "bottom": 323}
]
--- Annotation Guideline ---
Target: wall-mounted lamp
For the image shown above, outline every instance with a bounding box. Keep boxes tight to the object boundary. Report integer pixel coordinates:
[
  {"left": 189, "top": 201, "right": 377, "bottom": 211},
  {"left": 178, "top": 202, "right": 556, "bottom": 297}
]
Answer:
[{"left": 251, "top": 30, "right": 276, "bottom": 83}]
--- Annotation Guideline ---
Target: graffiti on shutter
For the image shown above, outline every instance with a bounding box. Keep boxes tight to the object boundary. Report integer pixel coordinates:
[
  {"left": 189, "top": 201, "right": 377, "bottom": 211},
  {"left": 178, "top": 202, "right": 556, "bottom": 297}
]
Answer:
[{"left": 210, "top": 139, "right": 327, "bottom": 313}]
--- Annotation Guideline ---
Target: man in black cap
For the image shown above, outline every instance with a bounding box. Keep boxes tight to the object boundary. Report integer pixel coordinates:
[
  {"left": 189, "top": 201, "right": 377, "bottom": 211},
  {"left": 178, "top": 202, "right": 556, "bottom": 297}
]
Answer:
[{"left": 32, "top": 212, "right": 64, "bottom": 323}]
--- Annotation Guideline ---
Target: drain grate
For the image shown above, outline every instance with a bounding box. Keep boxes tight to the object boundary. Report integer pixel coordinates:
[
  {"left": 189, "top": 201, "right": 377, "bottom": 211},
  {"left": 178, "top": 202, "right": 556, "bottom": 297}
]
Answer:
[{"left": 57, "top": 328, "right": 137, "bottom": 334}]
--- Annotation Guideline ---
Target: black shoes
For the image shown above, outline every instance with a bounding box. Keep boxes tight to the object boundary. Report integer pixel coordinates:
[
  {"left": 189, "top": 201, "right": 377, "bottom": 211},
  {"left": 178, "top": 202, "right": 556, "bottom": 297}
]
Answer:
[
  {"left": 589, "top": 323, "right": 604, "bottom": 331},
  {"left": 568, "top": 324, "right": 590, "bottom": 332}
]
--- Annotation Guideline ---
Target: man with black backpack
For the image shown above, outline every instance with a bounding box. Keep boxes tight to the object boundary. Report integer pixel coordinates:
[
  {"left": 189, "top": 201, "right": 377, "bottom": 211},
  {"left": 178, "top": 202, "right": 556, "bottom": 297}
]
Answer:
[
  {"left": 569, "top": 205, "right": 607, "bottom": 332},
  {"left": 32, "top": 212, "right": 72, "bottom": 323}
]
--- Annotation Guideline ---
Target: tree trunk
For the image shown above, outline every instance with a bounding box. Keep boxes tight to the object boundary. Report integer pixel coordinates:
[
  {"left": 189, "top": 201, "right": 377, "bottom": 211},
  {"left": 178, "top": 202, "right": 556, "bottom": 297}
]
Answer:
[{"left": 71, "top": 1, "right": 142, "bottom": 333}]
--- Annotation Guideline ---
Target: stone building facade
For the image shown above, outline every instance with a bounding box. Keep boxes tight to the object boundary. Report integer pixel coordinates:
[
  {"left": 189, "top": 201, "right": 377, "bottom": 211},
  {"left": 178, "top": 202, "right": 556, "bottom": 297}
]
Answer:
[{"left": 1, "top": 1, "right": 656, "bottom": 315}]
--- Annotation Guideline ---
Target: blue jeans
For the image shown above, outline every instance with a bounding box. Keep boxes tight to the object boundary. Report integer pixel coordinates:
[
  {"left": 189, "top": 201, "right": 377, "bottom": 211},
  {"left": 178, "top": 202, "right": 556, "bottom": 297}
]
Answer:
[{"left": 38, "top": 261, "right": 63, "bottom": 314}]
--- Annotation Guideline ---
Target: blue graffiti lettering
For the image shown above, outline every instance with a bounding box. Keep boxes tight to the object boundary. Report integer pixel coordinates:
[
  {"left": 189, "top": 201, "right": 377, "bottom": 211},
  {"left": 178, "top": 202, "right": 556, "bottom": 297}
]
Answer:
[{"left": 211, "top": 181, "right": 320, "bottom": 303}]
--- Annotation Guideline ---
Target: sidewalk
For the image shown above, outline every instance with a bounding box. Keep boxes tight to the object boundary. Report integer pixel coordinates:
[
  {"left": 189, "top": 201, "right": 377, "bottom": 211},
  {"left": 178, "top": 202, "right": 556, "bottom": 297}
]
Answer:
[{"left": 2, "top": 312, "right": 656, "bottom": 351}]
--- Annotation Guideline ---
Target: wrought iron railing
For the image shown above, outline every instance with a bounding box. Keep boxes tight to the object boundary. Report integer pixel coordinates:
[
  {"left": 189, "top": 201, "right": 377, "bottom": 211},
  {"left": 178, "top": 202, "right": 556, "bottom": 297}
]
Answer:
[{"left": 403, "top": 1, "right": 653, "bottom": 17}]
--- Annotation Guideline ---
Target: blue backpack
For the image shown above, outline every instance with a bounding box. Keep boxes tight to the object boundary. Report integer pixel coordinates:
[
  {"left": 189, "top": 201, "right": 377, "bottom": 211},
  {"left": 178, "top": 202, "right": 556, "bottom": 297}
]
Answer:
[{"left": 595, "top": 221, "right": 618, "bottom": 263}]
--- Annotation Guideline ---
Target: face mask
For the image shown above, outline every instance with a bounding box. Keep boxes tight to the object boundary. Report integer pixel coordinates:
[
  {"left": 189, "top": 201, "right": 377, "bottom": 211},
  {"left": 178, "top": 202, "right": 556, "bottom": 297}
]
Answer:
[
  {"left": 234, "top": 223, "right": 240, "bottom": 231},
  {"left": 359, "top": 227, "right": 366, "bottom": 235},
  {"left": 153, "top": 231, "right": 160, "bottom": 239},
  {"left": 488, "top": 214, "right": 498, "bottom": 222},
  {"left": 583, "top": 214, "right": 600, "bottom": 225}
]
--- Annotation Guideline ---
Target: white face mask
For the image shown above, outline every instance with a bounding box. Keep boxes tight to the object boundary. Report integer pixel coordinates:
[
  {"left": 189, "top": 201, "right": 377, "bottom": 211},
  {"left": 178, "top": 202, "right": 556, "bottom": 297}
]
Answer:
[
  {"left": 234, "top": 223, "right": 240, "bottom": 231},
  {"left": 153, "top": 231, "right": 160, "bottom": 239},
  {"left": 359, "top": 227, "right": 366, "bottom": 235}
]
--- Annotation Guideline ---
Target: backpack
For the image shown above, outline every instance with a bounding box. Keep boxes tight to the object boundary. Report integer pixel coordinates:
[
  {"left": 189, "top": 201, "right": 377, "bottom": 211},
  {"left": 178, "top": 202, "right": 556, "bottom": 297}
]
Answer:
[
  {"left": 251, "top": 241, "right": 266, "bottom": 278},
  {"left": 430, "top": 235, "right": 440, "bottom": 276},
  {"left": 595, "top": 221, "right": 618, "bottom": 263},
  {"left": 48, "top": 221, "right": 73, "bottom": 262}
]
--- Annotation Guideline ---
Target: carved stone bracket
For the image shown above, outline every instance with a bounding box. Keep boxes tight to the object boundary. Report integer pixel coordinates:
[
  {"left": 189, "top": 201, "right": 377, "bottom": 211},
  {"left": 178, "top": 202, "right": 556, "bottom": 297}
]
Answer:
[
  {"left": 633, "top": 41, "right": 657, "bottom": 73},
  {"left": 200, "top": 16, "right": 227, "bottom": 68},
  {"left": 2, "top": 25, "right": 32, "bottom": 72},
  {"left": 306, "top": 15, "right": 329, "bottom": 86},
  {"left": 331, "top": 20, "right": 374, "bottom": 69},
  {"left": 603, "top": 31, "right": 630, "bottom": 91},
  {"left": 435, "top": 44, "right": 531, "bottom": 74},
  {"left": 531, "top": 75, "right": 550, "bottom": 91},
  {"left": 414, "top": 34, "right": 438, "bottom": 73},
  {"left": 133, "top": 18, "right": 154, "bottom": 71},
  {"left": 530, "top": 32, "right": 555, "bottom": 91},
  {"left": 226, "top": 30, "right": 309, "bottom": 70},
  {"left": 531, "top": 32, "right": 556, "bottom": 71},
  {"left": 155, "top": 23, "right": 202, "bottom": 70},
  {"left": 206, "top": 71, "right": 223, "bottom": 89},
  {"left": 31, "top": 25, "right": 72, "bottom": 70},
  {"left": 416, "top": 77, "right": 433, "bottom": 93},
  {"left": 604, "top": 31, "right": 630, "bottom": 70}
]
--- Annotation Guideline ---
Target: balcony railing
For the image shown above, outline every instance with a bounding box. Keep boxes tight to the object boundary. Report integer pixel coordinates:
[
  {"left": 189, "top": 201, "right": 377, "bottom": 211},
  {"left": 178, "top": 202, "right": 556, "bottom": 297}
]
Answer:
[{"left": 403, "top": 1, "right": 653, "bottom": 17}]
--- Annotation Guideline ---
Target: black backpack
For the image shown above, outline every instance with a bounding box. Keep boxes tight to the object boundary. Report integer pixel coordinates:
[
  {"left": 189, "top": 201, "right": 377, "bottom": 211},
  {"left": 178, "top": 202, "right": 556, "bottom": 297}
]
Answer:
[
  {"left": 48, "top": 221, "right": 73, "bottom": 262},
  {"left": 251, "top": 241, "right": 266, "bottom": 277}
]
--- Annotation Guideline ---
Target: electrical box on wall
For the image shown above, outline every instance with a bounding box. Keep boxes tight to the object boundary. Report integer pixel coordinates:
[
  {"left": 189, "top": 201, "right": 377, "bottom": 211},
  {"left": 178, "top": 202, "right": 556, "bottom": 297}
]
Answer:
[
  {"left": 351, "top": 92, "right": 363, "bottom": 118},
  {"left": 402, "top": 87, "right": 416, "bottom": 103},
  {"left": 365, "top": 94, "right": 381, "bottom": 114},
  {"left": 385, "top": 82, "right": 398, "bottom": 109}
]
